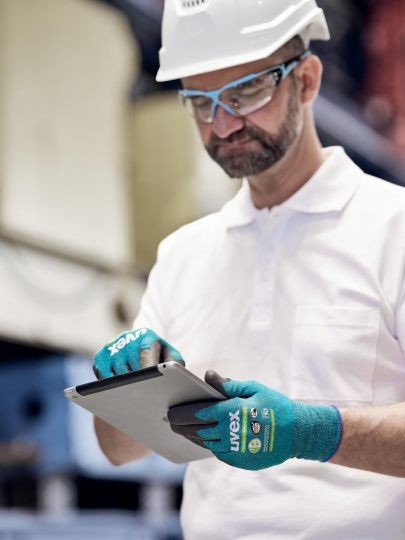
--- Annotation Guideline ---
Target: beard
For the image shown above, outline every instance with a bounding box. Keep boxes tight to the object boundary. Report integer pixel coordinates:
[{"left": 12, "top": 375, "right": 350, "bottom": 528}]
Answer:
[{"left": 205, "top": 80, "right": 301, "bottom": 179}]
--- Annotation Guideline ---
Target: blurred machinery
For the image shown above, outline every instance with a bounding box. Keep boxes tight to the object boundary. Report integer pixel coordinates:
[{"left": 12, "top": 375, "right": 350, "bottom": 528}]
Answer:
[
  {"left": 312, "top": 0, "right": 405, "bottom": 187},
  {"left": 0, "top": 0, "right": 191, "bottom": 538},
  {"left": 0, "top": 350, "right": 185, "bottom": 539},
  {"left": 362, "top": 0, "right": 405, "bottom": 151},
  {"left": 0, "top": 0, "right": 141, "bottom": 350}
]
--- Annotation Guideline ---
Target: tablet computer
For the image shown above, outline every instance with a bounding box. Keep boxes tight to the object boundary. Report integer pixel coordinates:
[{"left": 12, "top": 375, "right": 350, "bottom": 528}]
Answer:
[{"left": 64, "top": 361, "right": 225, "bottom": 464}]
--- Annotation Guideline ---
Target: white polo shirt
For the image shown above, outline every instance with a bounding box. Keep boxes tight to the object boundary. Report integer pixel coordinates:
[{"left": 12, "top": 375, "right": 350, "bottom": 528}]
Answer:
[{"left": 135, "top": 147, "right": 405, "bottom": 539}]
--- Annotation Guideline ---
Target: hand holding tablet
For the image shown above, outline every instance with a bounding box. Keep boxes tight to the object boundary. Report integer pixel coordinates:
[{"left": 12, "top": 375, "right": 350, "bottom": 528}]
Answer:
[{"left": 65, "top": 329, "right": 225, "bottom": 463}]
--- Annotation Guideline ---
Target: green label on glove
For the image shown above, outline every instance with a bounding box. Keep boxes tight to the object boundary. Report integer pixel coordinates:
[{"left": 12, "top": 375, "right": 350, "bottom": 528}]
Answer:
[
  {"left": 193, "top": 378, "right": 341, "bottom": 470},
  {"left": 168, "top": 371, "right": 342, "bottom": 471}
]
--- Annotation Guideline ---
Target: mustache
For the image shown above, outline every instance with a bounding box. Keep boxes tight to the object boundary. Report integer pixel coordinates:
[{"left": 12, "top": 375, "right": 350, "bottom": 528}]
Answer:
[{"left": 207, "top": 123, "right": 270, "bottom": 153}]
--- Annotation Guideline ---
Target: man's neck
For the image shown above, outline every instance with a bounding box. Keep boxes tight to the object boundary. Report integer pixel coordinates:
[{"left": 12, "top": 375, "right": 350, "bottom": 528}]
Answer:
[{"left": 247, "top": 124, "right": 325, "bottom": 210}]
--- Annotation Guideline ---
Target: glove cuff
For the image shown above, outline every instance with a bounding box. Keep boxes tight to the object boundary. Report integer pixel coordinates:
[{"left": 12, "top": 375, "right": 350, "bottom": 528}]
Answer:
[{"left": 291, "top": 402, "right": 343, "bottom": 462}]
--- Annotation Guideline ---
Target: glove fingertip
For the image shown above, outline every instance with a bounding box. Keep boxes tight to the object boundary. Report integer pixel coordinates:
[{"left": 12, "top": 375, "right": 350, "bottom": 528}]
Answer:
[
  {"left": 204, "top": 370, "right": 230, "bottom": 395},
  {"left": 93, "top": 365, "right": 101, "bottom": 380},
  {"left": 170, "top": 351, "right": 186, "bottom": 365},
  {"left": 139, "top": 342, "right": 161, "bottom": 368},
  {"left": 96, "top": 367, "right": 113, "bottom": 380}
]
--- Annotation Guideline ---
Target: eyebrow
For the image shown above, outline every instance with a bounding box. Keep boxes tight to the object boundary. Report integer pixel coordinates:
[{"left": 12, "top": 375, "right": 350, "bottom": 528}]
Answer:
[
  {"left": 181, "top": 53, "right": 306, "bottom": 93},
  {"left": 182, "top": 68, "right": 272, "bottom": 92}
]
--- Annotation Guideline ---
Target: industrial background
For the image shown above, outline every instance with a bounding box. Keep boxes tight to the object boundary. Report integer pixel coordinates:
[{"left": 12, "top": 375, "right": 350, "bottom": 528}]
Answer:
[{"left": 0, "top": 0, "right": 404, "bottom": 539}]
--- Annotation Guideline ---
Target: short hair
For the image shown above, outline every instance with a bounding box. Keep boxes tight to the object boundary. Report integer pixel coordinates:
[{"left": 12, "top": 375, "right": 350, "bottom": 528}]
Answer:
[{"left": 279, "top": 35, "right": 306, "bottom": 59}]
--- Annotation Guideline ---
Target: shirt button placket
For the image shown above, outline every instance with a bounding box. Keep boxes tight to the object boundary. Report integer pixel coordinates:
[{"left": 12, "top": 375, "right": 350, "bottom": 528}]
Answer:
[{"left": 249, "top": 210, "right": 280, "bottom": 331}]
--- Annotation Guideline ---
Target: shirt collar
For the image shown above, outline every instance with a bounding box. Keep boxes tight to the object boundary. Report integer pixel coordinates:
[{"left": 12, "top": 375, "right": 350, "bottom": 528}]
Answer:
[{"left": 221, "top": 147, "right": 362, "bottom": 229}]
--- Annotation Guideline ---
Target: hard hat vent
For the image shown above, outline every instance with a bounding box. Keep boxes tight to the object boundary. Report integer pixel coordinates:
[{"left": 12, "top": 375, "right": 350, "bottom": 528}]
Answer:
[{"left": 181, "top": 0, "right": 207, "bottom": 9}]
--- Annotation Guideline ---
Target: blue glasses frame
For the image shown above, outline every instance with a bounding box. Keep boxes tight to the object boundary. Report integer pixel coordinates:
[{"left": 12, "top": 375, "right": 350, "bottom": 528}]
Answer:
[{"left": 179, "top": 50, "right": 311, "bottom": 123}]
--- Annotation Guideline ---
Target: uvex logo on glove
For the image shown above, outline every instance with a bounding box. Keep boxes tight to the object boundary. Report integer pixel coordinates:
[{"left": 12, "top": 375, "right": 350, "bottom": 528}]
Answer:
[
  {"left": 93, "top": 328, "right": 184, "bottom": 380},
  {"left": 168, "top": 371, "right": 342, "bottom": 471},
  {"left": 108, "top": 328, "right": 147, "bottom": 356},
  {"left": 227, "top": 407, "right": 274, "bottom": 454}
]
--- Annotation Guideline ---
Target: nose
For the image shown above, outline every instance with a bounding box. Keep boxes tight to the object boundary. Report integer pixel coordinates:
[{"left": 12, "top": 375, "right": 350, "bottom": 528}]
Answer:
[{"left": 212, "top": 104, "right": 245, "bottom": 139}]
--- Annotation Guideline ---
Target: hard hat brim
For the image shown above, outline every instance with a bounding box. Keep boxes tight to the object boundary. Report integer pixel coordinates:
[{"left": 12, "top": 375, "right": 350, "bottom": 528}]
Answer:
[{"left": 156, "top": 11, "right": 330, "bottom": 82}]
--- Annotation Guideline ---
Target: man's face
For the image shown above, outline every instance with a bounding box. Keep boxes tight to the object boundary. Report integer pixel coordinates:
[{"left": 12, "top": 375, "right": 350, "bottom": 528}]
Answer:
[{"left": 182, "top": 55, "right": 302, "bottom": 179}]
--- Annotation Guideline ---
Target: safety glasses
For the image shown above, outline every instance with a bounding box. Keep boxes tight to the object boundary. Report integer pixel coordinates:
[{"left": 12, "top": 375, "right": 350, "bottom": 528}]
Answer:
[{"left": 179, "top": 50, "right": 311, "bottom": 124}]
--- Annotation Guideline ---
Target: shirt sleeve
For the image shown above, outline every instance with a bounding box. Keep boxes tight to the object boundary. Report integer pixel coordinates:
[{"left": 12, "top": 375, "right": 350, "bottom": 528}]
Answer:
[
  {"left": 133, "top": 240, "right": 169, "bottom": 338},
  {"left": 396, "top": 274, "right": 405, "bottom": 357}
]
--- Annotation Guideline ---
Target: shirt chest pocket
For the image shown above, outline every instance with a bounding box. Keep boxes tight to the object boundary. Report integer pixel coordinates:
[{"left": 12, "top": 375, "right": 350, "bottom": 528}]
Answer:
[{"left": 289, "top": 306, "right": 380, "bottom": 403}]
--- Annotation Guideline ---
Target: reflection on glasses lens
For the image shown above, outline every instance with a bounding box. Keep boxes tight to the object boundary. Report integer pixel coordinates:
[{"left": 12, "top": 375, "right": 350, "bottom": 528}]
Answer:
[
  {"left": 183, "top": 59, "right": 299, "bottom": 124},
  {"left": 190, "top": 70, "right": 280, "bottom": 123}
]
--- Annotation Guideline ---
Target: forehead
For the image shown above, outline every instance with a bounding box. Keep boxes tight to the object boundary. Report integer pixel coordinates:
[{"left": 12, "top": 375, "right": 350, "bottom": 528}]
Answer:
[{"left": 181, "top": 51, "right": 284, "bottom": 91}]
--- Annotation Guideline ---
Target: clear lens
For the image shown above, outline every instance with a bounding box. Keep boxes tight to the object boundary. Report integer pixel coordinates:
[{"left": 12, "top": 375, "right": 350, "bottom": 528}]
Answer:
[
  {"left": 182, "top": 67, "right": 283, "bottom": 123},
  {"left": 183, "top": 95, "right": 213, "bottom": 123},
  {"left": 221, "top": 70, "right": 281, "bottom": 116}
]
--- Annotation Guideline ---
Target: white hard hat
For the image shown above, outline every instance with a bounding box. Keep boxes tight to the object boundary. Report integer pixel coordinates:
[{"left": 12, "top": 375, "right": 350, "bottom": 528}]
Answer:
[{"left": 157, "top": 0, "right": 330, "bottom": 82}]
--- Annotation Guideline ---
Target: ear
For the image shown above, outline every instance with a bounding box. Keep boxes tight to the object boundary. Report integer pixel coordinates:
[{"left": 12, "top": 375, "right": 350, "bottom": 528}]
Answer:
[{"left": 296, "top": 54, "right": 323, "bottom": 105}]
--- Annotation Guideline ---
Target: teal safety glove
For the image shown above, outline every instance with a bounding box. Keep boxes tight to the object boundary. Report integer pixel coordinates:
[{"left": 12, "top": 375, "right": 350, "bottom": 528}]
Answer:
[
  {"left": 168, "top": 371, "right": 342, "bottom": 470},
  {"left": 93, "top": 328, "right": 184, "bottom": 379}
]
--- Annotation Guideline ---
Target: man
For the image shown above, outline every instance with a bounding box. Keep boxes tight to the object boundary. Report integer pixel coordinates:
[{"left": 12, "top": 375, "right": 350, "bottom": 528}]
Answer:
[{"left": 94, "top": 1, "right": 405, "bottom": 538}]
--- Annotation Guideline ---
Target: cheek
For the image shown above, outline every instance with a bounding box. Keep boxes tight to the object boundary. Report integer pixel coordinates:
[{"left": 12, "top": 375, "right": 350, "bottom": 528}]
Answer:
[
  {"left": 197, "top": 123, "right": 212, "bottom": 145},
  {"left": 246, "top": 108, "right": 282, "bottom": 134},
  {"left": 247, "top": 94, "right": 287, "bottom": 132}
]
